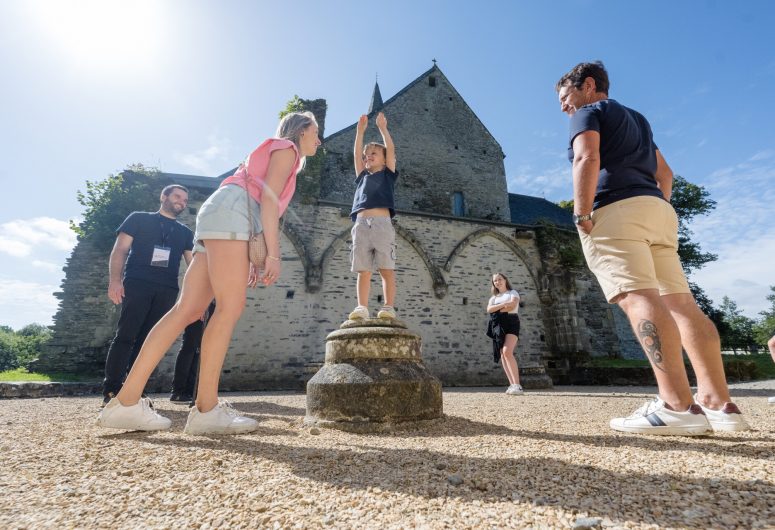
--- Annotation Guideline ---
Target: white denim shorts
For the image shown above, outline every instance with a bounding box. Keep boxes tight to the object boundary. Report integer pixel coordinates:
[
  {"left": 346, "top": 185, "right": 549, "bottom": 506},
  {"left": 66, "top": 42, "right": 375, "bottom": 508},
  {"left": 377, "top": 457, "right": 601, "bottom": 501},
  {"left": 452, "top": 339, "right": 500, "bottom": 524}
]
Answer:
[{"left": 193, "top": 184, "right": 262, "bottom": 254}]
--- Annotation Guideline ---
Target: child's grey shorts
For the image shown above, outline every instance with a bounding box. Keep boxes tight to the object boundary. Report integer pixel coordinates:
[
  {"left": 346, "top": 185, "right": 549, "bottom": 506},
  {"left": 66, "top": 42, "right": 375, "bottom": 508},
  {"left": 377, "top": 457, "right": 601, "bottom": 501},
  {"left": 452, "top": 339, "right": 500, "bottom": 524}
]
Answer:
[
  {"left": 193, "top": 184, "right": 263, "bottom": 254},
  {"left": 350, "top": 216, "right": 396, "bottom": 272}
]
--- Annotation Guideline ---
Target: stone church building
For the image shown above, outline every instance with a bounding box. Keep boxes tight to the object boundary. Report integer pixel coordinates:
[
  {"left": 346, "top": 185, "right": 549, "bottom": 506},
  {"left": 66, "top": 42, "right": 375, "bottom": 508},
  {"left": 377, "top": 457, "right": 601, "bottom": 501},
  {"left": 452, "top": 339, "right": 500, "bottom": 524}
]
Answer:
[{"left": 37, "top": 64, "right": 639, "bottom": 391}]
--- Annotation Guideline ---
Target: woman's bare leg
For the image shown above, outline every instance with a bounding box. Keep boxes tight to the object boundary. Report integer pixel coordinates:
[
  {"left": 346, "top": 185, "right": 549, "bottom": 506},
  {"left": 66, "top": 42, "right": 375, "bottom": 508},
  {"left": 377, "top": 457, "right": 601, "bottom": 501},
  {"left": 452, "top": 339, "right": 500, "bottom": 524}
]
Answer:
[
  {"left": 195, "top": 240, "right": 250, "bottom": 413},
  {"left": 500, "top": 334, "right": 520, "bottom": 385},
  {"left": 117, "top": 254, "right": 214, "bottom": 405}
]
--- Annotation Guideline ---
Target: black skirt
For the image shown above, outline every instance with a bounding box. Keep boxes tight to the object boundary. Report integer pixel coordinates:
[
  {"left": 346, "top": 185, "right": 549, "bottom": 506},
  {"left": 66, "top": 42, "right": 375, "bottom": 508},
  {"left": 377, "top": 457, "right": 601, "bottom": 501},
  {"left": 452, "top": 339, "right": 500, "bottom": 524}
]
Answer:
[{"left": 486, "top": 312, "right": 520, "bottom": 363}]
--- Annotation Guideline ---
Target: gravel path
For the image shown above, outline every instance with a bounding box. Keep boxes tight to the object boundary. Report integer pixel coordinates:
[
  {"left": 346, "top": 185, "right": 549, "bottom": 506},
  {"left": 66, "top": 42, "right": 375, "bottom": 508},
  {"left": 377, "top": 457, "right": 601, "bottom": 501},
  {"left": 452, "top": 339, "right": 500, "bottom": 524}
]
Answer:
[{"left": 1, "top": 385, "right": 773, "bottom": 529}]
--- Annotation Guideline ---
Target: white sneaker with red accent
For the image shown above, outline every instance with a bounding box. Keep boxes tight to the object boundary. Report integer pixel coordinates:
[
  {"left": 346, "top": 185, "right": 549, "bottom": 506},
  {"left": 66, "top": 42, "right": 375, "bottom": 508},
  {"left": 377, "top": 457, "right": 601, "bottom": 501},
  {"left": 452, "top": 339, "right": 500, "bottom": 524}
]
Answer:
[
  {"left": 610, "top": 397, "right": 711, "bottom": 436},
  {"left": 694, "top": 395, "right": 751, "bottom": 432}
]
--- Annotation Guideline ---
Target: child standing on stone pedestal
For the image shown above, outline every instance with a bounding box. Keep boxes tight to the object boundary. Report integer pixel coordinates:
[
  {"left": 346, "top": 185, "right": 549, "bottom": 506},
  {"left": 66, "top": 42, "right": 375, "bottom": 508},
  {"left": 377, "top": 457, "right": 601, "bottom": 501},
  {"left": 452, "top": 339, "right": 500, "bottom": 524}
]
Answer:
[{"left": 348, "top": 112, "right": 398, "bottom": 321}]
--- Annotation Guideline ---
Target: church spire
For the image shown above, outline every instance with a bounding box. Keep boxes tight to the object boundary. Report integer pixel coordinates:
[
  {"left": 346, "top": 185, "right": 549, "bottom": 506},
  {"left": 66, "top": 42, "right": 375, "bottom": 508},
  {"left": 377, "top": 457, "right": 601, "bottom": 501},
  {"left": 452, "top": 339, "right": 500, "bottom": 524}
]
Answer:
[{"left": 368, "top": 77, "right": 383, "bottom": 113}]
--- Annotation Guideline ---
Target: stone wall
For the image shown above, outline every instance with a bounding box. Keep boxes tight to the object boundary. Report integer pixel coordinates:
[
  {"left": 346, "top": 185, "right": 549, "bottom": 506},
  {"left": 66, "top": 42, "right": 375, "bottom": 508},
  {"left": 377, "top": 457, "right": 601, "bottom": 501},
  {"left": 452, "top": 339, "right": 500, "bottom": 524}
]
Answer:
[
  {"left": 320, "top": 67, "right": 510, "bottom": 222},
  {"left": 40, "top": 195, "right": 624, "bottom": 390}
]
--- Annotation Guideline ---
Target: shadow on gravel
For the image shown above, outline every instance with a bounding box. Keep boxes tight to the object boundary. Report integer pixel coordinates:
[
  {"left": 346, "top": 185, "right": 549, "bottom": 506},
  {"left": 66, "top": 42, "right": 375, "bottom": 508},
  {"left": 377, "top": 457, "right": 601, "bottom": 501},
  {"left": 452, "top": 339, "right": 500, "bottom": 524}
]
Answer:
[
  {"left": 135, "top": 434, "right": 773, "bottom": 529},
  {"left": 378, "top": 415, "right": 775, "bottom": 456}
]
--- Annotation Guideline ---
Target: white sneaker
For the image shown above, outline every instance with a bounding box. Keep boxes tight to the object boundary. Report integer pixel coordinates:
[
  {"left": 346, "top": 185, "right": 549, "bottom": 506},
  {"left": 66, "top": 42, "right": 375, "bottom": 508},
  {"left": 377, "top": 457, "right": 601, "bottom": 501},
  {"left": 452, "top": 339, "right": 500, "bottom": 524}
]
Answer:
[
  {"left": 769, "top": 397, "right": 775, "bottom": 405},
  {"left": 377, "top": 306, "right": 397, "bottom": 319},
  {"left": 183, "top": 400, "right": 258, "bottom": 435},
  {"left": 694, "top": 394, "right": 751, "bottom": 432},
  {"left": 610, "top": 397, "right": 711, "bottom": 436},
  {"left": 96, "top": 397, "right": 171, "bottom": 431},
  {"left": 505, "top": 384, "right": 524, "bottom": 395},
  {"left": 348, "top": 306, "right": 370, "bottom": 320}
]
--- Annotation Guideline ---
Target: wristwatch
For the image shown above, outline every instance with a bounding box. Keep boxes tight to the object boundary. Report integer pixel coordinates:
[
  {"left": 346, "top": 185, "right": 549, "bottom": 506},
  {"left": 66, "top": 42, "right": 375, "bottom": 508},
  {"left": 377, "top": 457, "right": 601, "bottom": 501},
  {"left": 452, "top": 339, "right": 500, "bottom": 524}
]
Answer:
[{"left": 573, "top": 213, "right": 592, "bottom": 225}]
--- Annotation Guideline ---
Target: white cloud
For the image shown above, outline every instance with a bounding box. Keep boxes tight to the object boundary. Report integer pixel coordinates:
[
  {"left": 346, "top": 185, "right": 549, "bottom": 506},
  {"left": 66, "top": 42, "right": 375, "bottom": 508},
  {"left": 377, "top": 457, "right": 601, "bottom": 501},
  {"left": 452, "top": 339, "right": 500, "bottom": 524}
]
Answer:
[
  {"left": 0, "top": 279, "right": 59, "bottom": 329},
  {"left": 507, "top": 163, "right": 570, "bottom": 201},
  {"left": 692, "top": 234, "right": 775, "bottom": 318},
  {"left": 689, "top": 152, "right": 775, "bottom": 317},
  {"left": 32, "top": 260, "right": 63, "bottom": 272},
  {"left": 0, "top": 217, "right": 77, "bottom": 258},
  {"left": 173, "top": 133, "right": 232, "bottom": 175}
]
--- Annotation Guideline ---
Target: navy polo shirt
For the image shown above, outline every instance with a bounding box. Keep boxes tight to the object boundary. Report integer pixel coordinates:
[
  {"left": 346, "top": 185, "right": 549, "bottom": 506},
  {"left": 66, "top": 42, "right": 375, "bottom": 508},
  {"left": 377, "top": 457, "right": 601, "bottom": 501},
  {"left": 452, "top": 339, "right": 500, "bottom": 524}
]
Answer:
[{"left": 568, "top": 99, "right": 664, "bottom": 210}]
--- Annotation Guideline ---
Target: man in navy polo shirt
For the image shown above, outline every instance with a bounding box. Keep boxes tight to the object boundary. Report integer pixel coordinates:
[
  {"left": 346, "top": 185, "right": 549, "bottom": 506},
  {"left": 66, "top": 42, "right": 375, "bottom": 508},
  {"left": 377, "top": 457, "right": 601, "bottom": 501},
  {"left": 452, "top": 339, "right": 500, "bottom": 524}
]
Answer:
[
  {"left": 103, "top": 184, "right": 194, "bottom": 403},
  {"left": 556, "top": 61, "right": 749, "bottom": 435}
]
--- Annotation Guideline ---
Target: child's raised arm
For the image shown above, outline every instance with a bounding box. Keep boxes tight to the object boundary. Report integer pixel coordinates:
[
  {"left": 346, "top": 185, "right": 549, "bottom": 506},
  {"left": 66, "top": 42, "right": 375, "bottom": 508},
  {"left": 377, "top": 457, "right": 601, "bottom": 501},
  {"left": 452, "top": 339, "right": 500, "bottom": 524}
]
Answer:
[
  {"left": 353, "top": 114, "right": 367, "bottom": 176},
  {"left": 376, "top": 112, "right": 396, "bottom": 172}
]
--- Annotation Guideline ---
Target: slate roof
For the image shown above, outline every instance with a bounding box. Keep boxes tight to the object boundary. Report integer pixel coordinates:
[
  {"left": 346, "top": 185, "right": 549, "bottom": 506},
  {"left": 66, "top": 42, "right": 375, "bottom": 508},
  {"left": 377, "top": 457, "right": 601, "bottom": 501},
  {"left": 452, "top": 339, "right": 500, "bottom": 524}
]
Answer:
[{"left": 509, "top": 193, "right": 573, "bottom": 227}]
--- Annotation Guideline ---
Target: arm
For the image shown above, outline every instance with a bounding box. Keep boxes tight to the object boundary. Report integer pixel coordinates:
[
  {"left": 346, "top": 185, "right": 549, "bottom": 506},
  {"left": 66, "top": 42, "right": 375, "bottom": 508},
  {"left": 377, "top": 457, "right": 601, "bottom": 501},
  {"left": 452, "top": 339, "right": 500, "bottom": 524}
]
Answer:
[
  {"left": 107, "top": 232, "right": 133, "bottom": 304},
  {"left": 486, "top": 295, "right": 517, "bottom": 313},
  {"left": 376, "top": 112, "right": 396, "bottom": 172},
  {"left": 182, "top": 250, "right": 193, "bottom": 266},
  {"left": 571, "top": 130, "right": 601, "bottom": 234},
  {"left": 354, "top": 115, "right": 367, "bottom": 176},
  {"left": 654, "top": 149, "right": 673, "bottom": 202},
  {"left": 259, "top": 147, "right": 297, "bottom": 284}
]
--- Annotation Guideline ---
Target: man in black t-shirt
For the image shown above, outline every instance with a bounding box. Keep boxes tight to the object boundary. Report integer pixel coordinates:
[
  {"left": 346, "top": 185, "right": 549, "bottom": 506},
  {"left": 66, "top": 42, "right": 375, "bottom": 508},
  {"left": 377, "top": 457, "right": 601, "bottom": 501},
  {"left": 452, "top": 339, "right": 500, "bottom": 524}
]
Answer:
[
  {"left": 102, "top": 184, "right": 194, "bottom": 403},
  {"left": 556, "top": 61, "right": 749, "bottom": 435}
]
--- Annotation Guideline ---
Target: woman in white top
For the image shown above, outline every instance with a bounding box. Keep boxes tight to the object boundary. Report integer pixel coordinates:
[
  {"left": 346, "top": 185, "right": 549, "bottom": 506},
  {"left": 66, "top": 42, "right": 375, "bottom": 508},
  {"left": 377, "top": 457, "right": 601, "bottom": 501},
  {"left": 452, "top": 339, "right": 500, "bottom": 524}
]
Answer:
[{"left": 486, "top": 272, "right": 523, "bottom": 395}]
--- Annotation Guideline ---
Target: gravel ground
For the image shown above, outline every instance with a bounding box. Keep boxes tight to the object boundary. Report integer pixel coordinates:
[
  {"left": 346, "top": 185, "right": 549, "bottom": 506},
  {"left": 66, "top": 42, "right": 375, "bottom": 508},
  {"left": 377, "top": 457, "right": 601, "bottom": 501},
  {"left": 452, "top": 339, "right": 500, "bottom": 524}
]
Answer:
[{"left": 1, "top": 384, "right": 773, "bottom": 529}]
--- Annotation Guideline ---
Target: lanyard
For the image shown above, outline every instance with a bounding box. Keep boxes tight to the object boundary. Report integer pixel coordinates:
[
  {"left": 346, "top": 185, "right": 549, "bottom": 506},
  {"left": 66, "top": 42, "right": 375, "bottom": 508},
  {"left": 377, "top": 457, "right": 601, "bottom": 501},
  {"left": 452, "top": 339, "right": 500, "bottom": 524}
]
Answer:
[{"left": 158, "top": 213, "right": 175, "bottom": 247}]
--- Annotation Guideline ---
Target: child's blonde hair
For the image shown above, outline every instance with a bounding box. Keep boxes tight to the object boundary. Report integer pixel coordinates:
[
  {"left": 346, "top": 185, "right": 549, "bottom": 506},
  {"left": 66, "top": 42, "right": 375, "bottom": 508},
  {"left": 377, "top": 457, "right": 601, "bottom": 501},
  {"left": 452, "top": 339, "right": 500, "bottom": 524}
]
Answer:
[{"left": 362, "top": 142, "right": 387, "bottom": 157}]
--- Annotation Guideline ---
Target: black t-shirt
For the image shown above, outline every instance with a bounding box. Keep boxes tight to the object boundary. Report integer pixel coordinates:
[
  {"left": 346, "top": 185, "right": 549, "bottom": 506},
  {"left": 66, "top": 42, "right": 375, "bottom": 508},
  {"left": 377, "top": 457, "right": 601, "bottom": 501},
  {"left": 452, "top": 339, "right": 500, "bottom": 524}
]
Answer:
[
  {"left": 350, "top": 168, "right": 399, "bottom": 221},
  {"left": 568, "top": 99, "right": 664, "bottom": 209},
  {"left": 117, "top": 212, "right": 194, "bottom": 289}
]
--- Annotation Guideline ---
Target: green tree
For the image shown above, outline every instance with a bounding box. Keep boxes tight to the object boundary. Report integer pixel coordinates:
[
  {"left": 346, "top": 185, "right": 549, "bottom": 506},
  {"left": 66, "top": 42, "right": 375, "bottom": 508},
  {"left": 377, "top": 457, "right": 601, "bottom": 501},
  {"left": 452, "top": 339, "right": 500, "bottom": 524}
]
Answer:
[
  {"left": 719, "top": 296, "right": 756, "bottom": 352},
  {"left": 70, "top": 165, "right": 160, "bottom": 249},
  {"left": 279, "top": 95, "right": 306, "bottom": 119},
  {"left": 671, "top": 175, "right": 717, "bottom": 274},
  {"left": 753, "top": 285, "right": 775, "bottom": 345},
  {"left": 0, "top": 323, "right": 51, "bottom": 370}
]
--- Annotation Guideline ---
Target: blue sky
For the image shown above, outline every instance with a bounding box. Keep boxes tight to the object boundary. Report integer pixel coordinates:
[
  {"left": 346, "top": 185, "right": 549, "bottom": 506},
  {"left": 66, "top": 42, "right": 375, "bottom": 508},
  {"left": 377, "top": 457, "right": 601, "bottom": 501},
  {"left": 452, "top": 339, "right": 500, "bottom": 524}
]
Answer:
[{"left": 0, "top": 0, "right": 773, "bottom": 329}]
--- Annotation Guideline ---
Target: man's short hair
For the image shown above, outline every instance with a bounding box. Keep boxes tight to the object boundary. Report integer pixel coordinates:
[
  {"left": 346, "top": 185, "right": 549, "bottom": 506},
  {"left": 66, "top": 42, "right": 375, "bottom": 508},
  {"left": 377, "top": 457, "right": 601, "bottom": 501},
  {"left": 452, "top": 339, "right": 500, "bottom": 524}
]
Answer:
[
  {"left": 161, "top": 184, "right": 189, "bottom": 197},
  {"left": 555, "top": 61, "right": 610, "bottom": 95}
]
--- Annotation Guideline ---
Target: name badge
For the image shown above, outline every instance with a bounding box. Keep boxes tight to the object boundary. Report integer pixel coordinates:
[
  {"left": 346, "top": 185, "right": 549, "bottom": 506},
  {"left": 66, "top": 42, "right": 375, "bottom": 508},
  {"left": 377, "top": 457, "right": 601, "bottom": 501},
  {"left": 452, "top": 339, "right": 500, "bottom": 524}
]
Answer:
[{"left": 151, "top": 245, "right": 171, "bottom": 267}]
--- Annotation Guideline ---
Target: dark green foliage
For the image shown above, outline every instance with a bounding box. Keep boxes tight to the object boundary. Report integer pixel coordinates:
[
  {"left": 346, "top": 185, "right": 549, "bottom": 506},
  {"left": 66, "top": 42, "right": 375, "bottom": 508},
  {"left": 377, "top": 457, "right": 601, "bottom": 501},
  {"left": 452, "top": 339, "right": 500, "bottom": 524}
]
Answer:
[
  {"left": 535, "top": 220, "right": 584, "bottom": 268},
  {"left": 70, "top": 165, "right": 160, "bottom": 250},
  {"left": 278, "top": 95, "right": 306, "bottom": 119},
  {"left": 719, "top": 296, "right": 757, "bottom": 352},
  {"left": 753, "top": 285, "right": 775, "bottom": 345},
  {"left": 671, "top": 175, "right": 718, "bottom": 274},
  {"left": 0, "top": 324, "right": 52, "bottom": 371}
]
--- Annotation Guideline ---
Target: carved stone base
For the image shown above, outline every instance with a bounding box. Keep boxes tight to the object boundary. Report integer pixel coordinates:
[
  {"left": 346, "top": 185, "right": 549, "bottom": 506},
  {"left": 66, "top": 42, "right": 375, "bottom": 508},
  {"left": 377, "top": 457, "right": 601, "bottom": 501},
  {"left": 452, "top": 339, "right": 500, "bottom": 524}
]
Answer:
[{"left": 305, "top": 319, "right": 443, "bottom": 432}]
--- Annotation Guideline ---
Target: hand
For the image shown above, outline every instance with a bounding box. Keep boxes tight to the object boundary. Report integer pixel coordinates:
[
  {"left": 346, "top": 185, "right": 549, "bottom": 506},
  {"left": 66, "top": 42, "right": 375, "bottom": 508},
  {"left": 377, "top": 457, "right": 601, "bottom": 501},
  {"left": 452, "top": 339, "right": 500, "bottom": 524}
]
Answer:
[
  {"left": 260, "top": 257, "right": 281, "bottom": 286},
  {"left": 356, "top": 114, "right": 368, "bottom": 134},
  {"left": 576, "top": 219, "right": 594, "bottom": 235},
  {"left": 376, "top": 112, "right": 387, "bottom": 130},
  {"left": 247, "top": 263, "right": 258, "bottom": 288},
  {"left": 107, "top": 280, "right": 124, "bottom": 305}
]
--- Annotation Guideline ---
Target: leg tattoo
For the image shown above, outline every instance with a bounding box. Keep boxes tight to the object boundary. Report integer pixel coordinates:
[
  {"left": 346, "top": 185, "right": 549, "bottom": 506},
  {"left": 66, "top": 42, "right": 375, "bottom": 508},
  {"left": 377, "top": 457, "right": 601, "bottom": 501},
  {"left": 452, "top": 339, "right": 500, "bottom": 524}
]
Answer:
[{"left": 637, "top": 319, "right": 665, "bottom": 372}]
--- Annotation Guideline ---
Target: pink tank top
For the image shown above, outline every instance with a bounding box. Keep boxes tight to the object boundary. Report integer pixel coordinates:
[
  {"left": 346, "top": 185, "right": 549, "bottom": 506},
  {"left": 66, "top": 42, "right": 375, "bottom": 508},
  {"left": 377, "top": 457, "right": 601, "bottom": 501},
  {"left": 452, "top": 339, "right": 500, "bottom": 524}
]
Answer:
[{"left": 221, "top": 138, "right": 300, "bottom": 216}]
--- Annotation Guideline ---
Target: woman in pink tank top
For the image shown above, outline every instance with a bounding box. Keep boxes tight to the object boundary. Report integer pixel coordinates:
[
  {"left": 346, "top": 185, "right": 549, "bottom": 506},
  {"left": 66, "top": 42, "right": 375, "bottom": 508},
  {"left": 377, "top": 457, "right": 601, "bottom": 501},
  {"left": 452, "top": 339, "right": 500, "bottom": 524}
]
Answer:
[{"left": 97, "top": 112, "right": 321, "bottom": 435}]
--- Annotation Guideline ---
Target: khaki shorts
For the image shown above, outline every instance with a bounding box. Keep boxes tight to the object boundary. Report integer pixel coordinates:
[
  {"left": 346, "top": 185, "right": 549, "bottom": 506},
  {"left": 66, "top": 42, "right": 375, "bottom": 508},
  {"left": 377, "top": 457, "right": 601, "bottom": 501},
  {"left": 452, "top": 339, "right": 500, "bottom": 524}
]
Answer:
[
  {"left": 193, "top": 184, "right": 262, "bottom": 254},
  {"left": 351, "top": 217, "right": 396, "bottom": 272},
  {"left": 579, "top": 195, "right": 690, "bottom": 303}
]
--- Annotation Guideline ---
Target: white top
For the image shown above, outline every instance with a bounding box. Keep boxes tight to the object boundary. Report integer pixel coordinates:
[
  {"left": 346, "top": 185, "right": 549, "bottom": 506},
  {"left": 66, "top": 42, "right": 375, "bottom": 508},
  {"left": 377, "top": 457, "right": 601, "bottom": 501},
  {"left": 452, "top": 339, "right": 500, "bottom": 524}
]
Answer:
[{"left": 489, "top": 289, "right": 520, "bottom": 314}]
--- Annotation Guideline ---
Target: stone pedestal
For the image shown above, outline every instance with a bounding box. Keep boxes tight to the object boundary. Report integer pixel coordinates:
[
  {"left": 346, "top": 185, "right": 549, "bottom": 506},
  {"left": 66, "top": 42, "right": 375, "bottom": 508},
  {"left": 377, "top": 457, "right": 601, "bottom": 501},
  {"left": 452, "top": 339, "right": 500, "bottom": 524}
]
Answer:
[{"left": 305, "top": 319, "right": 443, "bottom": 432}]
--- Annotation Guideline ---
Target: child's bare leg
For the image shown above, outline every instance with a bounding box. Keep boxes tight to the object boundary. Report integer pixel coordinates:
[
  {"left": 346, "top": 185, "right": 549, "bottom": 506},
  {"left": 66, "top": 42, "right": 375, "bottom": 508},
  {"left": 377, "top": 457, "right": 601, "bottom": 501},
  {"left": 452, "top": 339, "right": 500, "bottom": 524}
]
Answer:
[
  {"left": 357, "top": 271, "right": 372, "bottom": 307},
  {"left": 379, "top": 269, "right": 396, "bottom": 307}
]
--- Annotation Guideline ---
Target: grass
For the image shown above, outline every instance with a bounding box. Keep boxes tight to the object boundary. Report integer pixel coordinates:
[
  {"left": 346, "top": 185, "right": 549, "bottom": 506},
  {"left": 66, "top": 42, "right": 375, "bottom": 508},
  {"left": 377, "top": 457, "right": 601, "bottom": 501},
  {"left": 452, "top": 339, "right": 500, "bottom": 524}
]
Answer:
[
  {"left": 586, "top": 353, "right": 775, "bottom": 380},
  {"left": 0, "top": 368, "right": 99, "bottom": 383}
]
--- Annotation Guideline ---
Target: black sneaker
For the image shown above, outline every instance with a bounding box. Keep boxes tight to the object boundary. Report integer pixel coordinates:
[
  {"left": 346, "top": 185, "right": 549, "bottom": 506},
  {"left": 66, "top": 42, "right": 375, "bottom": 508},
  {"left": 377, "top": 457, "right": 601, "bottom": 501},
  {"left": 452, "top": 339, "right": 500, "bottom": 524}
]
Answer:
[{"left": 170, "top": 393, "right": 193, "bottom": 403}]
